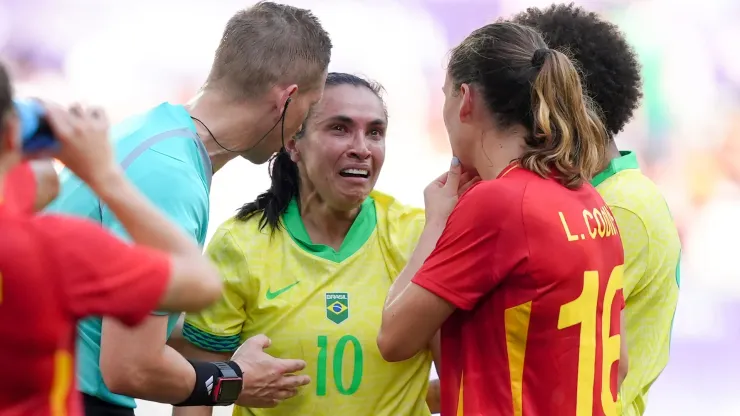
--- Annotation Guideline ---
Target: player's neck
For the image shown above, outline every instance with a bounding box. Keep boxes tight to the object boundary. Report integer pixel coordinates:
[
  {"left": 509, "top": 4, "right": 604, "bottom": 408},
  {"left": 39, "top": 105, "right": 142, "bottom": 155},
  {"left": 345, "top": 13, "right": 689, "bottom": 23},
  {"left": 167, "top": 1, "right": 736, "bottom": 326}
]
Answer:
[
  {"left": 592, "top": 141, "right": 622, "bottom": 175},
  {"left": 606, "top": 141, "right": 621, "bottom": 162},
  {"left": 185, "top": 90, "right": 264, "bottom": 173},
  {"left": 473, "top": 129, "right": 527, "bottom": 181},
  {"left": 297, "top": 190, "right": 360, "bottom": 250}
]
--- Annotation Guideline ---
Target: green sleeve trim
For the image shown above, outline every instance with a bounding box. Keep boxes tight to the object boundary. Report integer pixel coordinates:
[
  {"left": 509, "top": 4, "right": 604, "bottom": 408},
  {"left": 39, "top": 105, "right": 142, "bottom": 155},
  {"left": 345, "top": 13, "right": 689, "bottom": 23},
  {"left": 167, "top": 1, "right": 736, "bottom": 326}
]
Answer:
[{"left": 182, "top": 322, "right": 241, "bottom": 353}]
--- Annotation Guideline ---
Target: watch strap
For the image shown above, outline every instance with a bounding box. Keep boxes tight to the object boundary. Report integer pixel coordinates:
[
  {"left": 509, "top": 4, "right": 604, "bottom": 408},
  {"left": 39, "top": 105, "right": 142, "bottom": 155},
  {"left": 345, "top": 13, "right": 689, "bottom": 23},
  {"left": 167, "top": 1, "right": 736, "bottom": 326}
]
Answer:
[{"left": 214, "top": 361, "right": 238, "bottom": 379}]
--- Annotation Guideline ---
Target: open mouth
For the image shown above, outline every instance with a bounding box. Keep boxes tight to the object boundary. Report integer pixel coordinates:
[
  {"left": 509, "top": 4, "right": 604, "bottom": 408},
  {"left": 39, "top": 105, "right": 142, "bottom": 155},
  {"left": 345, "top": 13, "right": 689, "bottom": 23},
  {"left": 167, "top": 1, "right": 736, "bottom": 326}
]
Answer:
[{"left": 339, "top": 168, "right": 370, "bottom": 179}]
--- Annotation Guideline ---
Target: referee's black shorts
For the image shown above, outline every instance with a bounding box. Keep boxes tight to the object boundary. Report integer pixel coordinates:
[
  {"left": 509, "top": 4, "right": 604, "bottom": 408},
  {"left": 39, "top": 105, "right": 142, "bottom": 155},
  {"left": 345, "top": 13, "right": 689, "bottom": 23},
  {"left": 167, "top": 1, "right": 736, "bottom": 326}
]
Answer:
[{"left": 83, "top": 393, "right": 135, "bottom": 416}]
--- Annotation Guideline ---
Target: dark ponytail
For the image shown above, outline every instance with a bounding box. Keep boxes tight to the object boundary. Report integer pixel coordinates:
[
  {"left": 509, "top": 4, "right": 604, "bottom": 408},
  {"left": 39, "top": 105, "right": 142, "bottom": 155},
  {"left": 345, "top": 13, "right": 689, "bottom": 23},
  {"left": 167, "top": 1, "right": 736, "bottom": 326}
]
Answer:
[{"left": 235, "top": 147, "right": 299, "bottom": 231}]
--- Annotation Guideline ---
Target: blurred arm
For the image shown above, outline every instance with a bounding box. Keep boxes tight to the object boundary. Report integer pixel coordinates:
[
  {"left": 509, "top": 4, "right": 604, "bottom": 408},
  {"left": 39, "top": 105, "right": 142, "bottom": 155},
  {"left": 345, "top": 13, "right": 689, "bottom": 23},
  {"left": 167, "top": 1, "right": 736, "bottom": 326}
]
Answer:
[
  {"left": 91, "top": 163, "right": 220, "bottom": 313},
  {"left": 95, "top": 161, "right": 218, "bottom": 403},
  {"left": 38, "top": 214, "right": 173, "bottom": 326}
]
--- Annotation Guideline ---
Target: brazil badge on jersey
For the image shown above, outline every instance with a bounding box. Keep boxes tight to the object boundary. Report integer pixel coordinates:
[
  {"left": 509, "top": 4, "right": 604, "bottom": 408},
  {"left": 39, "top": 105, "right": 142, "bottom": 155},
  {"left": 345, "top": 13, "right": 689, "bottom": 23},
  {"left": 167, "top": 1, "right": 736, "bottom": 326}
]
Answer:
[
  {"left": 326, "top": 293, "right": 349, "bottom": 324},
  {"left": 183, "top": 191, "right": 432, "bottom": 416}
]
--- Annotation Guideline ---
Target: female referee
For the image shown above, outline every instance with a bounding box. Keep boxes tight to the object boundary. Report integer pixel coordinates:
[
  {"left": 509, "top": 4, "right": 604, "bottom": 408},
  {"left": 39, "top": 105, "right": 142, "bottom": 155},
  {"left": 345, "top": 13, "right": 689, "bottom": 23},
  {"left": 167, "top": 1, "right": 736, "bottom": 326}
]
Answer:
[
  {"left": 377, "top": 22, "right": 628, "bottom": 416},
  {"left": 177, "top": 72, "right": 476, "bottom": 416}
]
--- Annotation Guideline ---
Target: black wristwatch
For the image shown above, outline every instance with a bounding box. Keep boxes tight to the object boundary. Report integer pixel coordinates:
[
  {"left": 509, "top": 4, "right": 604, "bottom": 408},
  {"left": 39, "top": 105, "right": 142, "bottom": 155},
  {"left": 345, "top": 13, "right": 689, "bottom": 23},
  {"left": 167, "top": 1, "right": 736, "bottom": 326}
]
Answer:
[{"left": 211, "top": 362, "right": 243, "bottom": 405}]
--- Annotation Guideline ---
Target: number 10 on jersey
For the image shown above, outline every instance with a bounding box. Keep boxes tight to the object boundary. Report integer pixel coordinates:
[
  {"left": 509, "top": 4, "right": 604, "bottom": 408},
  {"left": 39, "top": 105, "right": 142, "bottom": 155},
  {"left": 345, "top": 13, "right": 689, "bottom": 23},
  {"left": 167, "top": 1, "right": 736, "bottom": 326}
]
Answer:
[{"left": 316, "top": 335, "right": 364, "bottom": 396}]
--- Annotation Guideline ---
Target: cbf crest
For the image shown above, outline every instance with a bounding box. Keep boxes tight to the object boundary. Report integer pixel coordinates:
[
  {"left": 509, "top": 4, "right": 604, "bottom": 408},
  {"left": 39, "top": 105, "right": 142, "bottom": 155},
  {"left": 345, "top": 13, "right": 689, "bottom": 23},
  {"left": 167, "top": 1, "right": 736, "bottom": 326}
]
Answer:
[{"left": 325, "top": 292, "right": 349, "bottom": 324}]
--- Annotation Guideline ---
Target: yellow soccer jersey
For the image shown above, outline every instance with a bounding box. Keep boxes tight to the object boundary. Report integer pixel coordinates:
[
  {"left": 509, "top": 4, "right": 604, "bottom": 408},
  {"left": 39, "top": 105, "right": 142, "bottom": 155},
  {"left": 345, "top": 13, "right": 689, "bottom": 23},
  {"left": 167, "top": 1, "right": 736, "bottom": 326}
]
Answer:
[
  {"left": 591, "top": 151, "right": 681, "bottom": 416},
  {"left": 184, "top": 190, "right": 432, "bottom": 416}
]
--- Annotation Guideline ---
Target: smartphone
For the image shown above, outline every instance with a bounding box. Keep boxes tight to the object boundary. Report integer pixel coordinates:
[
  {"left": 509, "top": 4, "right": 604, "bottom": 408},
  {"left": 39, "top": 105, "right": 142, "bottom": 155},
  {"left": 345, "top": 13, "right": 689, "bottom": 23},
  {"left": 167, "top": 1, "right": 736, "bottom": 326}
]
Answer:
[{"left": 14, "top": 99, "right": 60, "bottom": 155}]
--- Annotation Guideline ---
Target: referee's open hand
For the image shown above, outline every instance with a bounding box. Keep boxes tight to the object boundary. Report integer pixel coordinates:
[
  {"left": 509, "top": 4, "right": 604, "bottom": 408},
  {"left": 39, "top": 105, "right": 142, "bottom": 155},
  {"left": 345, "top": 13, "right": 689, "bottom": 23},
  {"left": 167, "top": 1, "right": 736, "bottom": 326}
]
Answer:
[{"left": 231, "top": 334, "right": 310, "bottom": 408}]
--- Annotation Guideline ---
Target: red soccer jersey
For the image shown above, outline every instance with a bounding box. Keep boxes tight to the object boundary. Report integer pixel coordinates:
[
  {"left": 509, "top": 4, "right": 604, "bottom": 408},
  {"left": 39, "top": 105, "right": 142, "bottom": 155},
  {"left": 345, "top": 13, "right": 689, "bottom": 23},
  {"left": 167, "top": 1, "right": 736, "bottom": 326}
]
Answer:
[
  {"left": 0, "top": 178, "right": 172, "bottom": 415},
  {"left": 413, "top": 165, "right": 625, "bottom": 416}
]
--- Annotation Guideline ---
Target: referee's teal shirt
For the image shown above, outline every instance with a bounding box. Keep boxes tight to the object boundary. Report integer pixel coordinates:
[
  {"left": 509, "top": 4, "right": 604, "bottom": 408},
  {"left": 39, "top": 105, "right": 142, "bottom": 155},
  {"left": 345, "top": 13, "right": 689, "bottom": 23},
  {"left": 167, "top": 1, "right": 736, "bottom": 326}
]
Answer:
[{"left": 46, "top": 102, "right": 212, "bottom": 409}]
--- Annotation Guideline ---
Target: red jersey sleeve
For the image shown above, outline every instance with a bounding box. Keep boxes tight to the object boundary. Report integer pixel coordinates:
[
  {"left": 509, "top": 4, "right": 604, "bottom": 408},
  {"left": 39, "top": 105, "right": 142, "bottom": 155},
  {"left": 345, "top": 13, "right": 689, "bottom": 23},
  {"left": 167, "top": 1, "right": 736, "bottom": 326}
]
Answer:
[
  {"left": 3, "top": 162, "right": 37, "bottom": 215},
  {"left": 412, "top": 180, "right": 529, "bottom": 310},
  {"left": 34, "top": 214, "right": 172, "bottom": 326}
]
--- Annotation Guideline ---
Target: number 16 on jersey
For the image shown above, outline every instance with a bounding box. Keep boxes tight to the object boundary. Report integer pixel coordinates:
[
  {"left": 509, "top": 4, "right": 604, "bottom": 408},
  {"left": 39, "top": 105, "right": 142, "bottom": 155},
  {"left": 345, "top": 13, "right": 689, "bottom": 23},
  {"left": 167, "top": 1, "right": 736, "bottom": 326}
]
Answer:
[
  {"left": 558, "top": 265, "right": 624, "bottom": 416},
  {"left": 504, "top": 265, "right": 624, "bottom": 416}
]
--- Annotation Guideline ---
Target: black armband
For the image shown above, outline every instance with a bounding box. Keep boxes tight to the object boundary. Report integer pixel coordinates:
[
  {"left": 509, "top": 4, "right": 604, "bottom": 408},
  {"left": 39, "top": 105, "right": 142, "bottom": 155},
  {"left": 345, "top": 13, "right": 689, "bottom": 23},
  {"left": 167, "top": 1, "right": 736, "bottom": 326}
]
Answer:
[{"left": 174, "top": 360, "right": 243, "bottom": 407}]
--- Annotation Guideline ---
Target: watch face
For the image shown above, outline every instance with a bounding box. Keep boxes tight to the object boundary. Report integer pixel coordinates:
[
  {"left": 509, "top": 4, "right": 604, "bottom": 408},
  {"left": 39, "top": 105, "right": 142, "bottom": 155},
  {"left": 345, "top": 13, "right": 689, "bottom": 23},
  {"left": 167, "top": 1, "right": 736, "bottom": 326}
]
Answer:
[{"left": 216, "top": 378, "right": 242, "bottom": 402}]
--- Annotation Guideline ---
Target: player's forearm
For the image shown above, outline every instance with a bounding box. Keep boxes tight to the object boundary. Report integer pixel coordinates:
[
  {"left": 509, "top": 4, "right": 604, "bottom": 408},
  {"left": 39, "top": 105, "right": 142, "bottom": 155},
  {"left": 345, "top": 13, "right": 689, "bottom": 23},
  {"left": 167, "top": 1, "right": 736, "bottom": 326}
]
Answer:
[
  {"left": 171, "top": 341, "right": 232, "bottom": 415},
  {"left": 105, "top": 345, "right": 196, "bottom": 403},
  {"left": 88, "top": 168, "right": 201, "bottom": 258},
  {"left": 386, "top": 225, "right": 444, "bottom": 305},
  {"left": 426, "top": 379, "right": 441, "bottom": 414}
]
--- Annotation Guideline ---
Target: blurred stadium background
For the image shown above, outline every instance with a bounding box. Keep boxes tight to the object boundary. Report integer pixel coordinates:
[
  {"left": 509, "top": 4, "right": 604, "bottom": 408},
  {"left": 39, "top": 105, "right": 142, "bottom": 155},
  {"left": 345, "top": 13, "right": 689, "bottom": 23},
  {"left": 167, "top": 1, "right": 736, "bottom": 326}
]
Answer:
[{"left": 2, "top": 0, "right": 738, "bottom": 414}]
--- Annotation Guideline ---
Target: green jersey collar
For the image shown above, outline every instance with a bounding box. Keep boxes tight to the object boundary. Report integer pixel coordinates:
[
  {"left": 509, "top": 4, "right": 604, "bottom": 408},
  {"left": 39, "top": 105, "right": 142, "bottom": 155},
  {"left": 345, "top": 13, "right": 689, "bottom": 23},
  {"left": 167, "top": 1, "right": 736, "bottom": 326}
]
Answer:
[
  {"left": 591, "top": 151, "right": 640, "bottom": 188},
  {"left": 282, "top": 196, "right": 377, "bottom": 263}
]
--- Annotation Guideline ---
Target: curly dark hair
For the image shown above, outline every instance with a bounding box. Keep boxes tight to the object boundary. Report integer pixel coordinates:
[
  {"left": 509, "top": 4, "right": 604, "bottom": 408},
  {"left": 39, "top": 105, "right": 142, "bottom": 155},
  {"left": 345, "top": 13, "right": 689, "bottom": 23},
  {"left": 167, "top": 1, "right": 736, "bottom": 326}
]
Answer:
[{"left": 512, "top": 3, "right": 642, "bottom": 137}]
